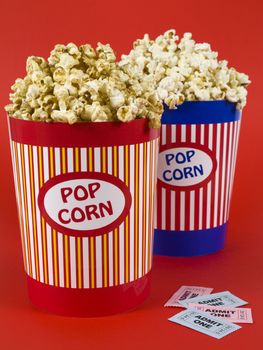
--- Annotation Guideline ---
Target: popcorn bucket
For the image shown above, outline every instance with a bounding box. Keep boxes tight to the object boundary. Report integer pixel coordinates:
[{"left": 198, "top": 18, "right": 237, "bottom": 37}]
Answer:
[
  {"left": 8, "top": 117, "right": 159, "bottom": 316},
  {"left": 154, "top": 101, "right": 241, "bottom": 256}
]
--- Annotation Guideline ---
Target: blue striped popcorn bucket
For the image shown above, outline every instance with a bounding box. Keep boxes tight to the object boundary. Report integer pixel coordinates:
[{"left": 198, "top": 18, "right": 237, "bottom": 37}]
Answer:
[{"left": 154, "top": 101, "right": 241, "bottom": 256}]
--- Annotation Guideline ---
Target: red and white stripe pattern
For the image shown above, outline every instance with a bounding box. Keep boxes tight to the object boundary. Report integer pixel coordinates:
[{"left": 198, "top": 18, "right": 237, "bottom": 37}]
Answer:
[
  {"left": 155, "top": 121, "right": 241, "bottom": 231},
  {"left": 10, "top": 140, "right": 159, "bottom": 289}
]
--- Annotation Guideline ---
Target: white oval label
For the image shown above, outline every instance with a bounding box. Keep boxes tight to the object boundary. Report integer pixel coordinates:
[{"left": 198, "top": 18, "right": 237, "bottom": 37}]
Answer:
[
  {"left": 158, "top": 143, "right": 217, "bottom": 190},
  {"left": 38, "top": 172, "right": 132, "bottom": 237}
]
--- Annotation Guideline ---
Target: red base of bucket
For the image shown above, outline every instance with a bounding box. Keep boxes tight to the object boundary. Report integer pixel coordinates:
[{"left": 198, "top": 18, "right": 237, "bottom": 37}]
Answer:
[{"left": 26, "top": 272, "right": 151, "bottom": 317}]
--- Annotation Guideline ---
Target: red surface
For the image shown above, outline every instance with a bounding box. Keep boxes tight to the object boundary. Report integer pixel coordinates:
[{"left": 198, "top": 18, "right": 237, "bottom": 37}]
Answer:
[{"left": 0, "top": 0, "right": 262, "bottom": 349}]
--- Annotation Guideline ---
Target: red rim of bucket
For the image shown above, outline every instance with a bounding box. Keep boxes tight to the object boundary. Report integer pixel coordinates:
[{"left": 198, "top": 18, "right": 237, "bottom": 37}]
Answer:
[
  {"left": 8, "top": 117, "right": 159, "bottom": 147},
  {"left": 26, "top": 272, "right": 151, "bottom": 317}
]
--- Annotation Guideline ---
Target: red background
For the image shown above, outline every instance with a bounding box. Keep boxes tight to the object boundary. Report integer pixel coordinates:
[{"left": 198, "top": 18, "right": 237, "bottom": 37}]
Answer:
[{"left": 0, "top": 0, "right": 262, "bottom": 348}]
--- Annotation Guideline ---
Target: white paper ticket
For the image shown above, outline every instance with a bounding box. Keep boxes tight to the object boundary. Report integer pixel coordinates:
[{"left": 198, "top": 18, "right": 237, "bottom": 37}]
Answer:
[
  {"left": 164, "top": 286, "right": 213, "bottom": 307},
  {"left": 188, "top": 304, "right": 253, "bottom": 324},
  {"left": 179, "top": 291, "right": 248, "bottom": 308},
  {"left": 169, "top": 309, "right": 241, "bottom": 339}
]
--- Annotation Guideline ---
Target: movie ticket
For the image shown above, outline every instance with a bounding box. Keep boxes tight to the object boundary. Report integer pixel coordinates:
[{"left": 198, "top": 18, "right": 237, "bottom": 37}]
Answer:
[
  {"left": 164, "top": 286, "right": 213, "bottom": 307},
  {"left": 179, "top": 291, "right": 248, "bottom": 308},
  {"left": 188, "top": 304, "right": 253, "bottom": 324},
  {"left": 169, "top": 309, "right": 241, "bottom": 339}
]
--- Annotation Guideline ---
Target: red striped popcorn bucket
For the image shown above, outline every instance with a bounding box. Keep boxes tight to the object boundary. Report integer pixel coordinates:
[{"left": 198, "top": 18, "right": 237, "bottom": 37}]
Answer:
[
  {"left": 154, "top": 101, "right": 241, "bottom": 256},
  {"left": 8, "top": 117, "right": 159, "bottom": 316}
]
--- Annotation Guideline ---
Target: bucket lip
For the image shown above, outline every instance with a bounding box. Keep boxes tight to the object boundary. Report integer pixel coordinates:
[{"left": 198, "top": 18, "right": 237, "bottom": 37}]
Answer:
[
  {"left": 163, "top": 100, "right": 238, "bottom": 108},
  {"left": 7, "top": 115, "right": 143, "bottom": 126},
  {"left": 165, "top": 99, "right": 237, "bottom": 105},
  {"left": 8, "top": 116, "right": 160, "bottom": 147},
  {"left": 162, "top": 100, "right": 241, "bottom": 125}
]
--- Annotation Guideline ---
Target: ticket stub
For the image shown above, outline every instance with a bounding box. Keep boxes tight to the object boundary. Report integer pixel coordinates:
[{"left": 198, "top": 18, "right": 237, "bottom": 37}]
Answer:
[
  {"left": 164, "top": 286, "right": 213, "bottom": 307},
  {"left": 169, "top": 309, "right": 241, "bottom": 339},
  {"left": 179, "top": 291, "right": 248, "bottom": 308},
  {"left": 188, "top": 304, "right": 253, "bottom": 324}
]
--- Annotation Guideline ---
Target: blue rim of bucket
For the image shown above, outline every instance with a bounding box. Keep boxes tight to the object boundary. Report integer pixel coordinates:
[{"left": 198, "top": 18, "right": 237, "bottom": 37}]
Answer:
[
  {"left": 161, "top": 101, "right": 241, "bottom": 124},
  {"left": 154, "top": 224, "right": 227, "bottom": 257}
]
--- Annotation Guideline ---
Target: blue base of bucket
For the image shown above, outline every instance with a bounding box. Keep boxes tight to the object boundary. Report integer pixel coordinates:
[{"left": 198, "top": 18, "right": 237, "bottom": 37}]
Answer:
[{"left": 153, "top": 224, "right": 227, "bottom": 257}]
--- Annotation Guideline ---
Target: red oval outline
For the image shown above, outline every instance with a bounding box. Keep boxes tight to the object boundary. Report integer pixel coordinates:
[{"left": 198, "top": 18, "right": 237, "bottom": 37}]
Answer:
[
  {"left": 38, "top": 172, "right": 132, "bottom": 237},
  {"left": 157, "top": 142, "right": 218, "bottom": 191}
]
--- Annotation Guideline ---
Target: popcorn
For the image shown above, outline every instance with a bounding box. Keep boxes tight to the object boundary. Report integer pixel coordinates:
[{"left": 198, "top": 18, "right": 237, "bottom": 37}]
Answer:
[
  {"left": 108, "top": 88, "right": 125, "bottom": 109},
  {"left": 117, "top": 105, "right": 135, "bottom": 122},
  {"left": 32, "top": 108, "right": 49, "bottom": 121},
  {"left": 58, "top": 53, "right": 79, "bottom": 70},
  {"left": 53, "top": 67, "right": 67, "bottom": 84},
  {"left": 5, "top": 30, "right": 250, "bottom": 126},
  {"left": 119, "top": 29, "right": 250, "bottom": 110},
  {"left": 51, "top": 110, "right": 78, "bottom": 124},
  {"left": 5, "top": 41, "right": 163, "bottom": 127},
  {"left": 84, "top": 102, "right": 109, "bottom": 122}
]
